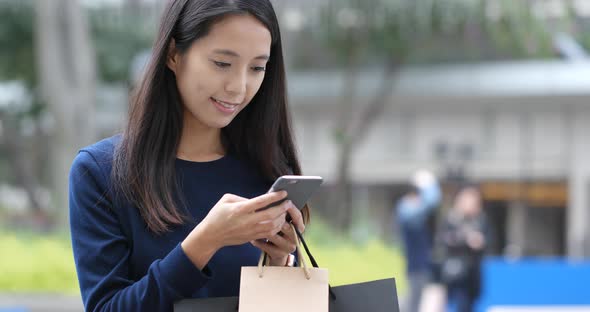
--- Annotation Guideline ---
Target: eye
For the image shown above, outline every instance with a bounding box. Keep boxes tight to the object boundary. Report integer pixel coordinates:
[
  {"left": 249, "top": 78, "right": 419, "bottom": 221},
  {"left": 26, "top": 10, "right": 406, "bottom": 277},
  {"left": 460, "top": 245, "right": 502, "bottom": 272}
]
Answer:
[
  {"left": 252, "top": 66, "right": 266, "bottom": 72},
  {"left": 213, "top": 61, "right": 231, "bottom": 68}
]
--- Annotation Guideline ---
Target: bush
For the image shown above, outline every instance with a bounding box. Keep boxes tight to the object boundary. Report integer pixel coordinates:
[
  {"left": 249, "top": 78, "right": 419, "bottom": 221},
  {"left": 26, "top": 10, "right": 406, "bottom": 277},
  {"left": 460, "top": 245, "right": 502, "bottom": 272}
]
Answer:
[
  {"left": 0, "top": 220, "right": 407, "bottom": 294},
  {"left": 304, "top": 219, "right": 407, "bottom": 292},
  {"left": 0, "top": 231, "right": 79, "bottom": 293}
]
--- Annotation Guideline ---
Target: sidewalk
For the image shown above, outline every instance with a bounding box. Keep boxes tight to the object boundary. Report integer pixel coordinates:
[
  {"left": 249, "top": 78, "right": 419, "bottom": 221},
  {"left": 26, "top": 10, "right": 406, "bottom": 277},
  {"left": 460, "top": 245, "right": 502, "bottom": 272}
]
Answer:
[{"left": 0, "top": 294, "right": 83, "bottom": 312}]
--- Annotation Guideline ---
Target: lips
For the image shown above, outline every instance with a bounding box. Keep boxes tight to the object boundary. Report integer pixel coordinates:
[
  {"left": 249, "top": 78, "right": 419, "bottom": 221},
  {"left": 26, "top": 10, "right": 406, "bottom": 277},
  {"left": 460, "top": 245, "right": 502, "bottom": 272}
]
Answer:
[
  {"left": 211, "top": 97, "right": 240, "bottom": 114},
  {"left": 211, "top": 97, "right": 239, "bottom": 108}
]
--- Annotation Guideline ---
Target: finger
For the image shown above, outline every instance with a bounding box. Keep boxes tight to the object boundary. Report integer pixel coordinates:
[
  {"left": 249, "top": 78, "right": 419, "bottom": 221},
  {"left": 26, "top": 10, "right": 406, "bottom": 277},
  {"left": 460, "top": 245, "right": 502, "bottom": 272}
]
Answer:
[
  {"left": 267, "top": 231, "right": 296, "bottom": 254},
  {"left": 220, "top": 193, "right": 248, "bottom": 203},
  {"left": 251, "top": 240, "right": 288, "bottom": 260},
  {"left": 251, "top": 200, "right": 293, "bottom": 224},
  {"left": 254, "top": 214, "right": 286, "bottom": 239},
  {"left": 279, "top": 222, "right": 297, "bottom": 244},
  {"left": 239, "top": 191, "right": 288, "bottom": 213},
  {"left": 286, "top": 206, "right": 305, "bottom": 233}
]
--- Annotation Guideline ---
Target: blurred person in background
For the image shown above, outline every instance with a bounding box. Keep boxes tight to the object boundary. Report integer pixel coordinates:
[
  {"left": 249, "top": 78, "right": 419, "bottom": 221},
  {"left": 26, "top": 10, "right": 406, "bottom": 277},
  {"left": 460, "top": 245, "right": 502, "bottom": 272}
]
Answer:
[
  {"left": 395, "top": 170, "right": 442, "bottom": 312},
  {"left": 68, "top": 0, "right": 307, "bottom": 311},
  {"left": 437, "top": 185, "right": 489, "bottom": 312}
]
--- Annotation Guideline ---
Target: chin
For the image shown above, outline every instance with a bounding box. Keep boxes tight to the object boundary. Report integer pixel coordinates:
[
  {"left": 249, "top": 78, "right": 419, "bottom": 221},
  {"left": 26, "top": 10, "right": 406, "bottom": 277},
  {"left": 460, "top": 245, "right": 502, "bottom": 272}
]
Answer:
[{"left": 207, "top": 117, "right": 235, "bottom": 129}]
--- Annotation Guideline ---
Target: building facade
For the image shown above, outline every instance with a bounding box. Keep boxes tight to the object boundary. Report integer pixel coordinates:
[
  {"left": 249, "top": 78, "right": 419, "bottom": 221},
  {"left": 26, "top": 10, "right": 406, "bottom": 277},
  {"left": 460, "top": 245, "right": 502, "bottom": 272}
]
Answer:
[{"left": 287, "top": 61, "right": 590, "bottom": 258}]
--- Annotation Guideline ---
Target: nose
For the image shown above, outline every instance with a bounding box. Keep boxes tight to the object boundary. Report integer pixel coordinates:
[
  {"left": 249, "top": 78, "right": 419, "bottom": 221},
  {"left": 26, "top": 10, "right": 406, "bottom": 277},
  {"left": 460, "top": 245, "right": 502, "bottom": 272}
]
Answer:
[{"left": 224, "top": 70, "right": 247, "bottom": 97}]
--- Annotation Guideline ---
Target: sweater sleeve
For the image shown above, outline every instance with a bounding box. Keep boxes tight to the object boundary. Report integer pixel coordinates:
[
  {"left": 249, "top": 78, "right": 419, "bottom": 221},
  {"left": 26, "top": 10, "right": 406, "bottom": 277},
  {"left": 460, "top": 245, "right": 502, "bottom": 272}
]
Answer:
[{"left": 69, "top": 150, "right": 213, "bottom": 312}]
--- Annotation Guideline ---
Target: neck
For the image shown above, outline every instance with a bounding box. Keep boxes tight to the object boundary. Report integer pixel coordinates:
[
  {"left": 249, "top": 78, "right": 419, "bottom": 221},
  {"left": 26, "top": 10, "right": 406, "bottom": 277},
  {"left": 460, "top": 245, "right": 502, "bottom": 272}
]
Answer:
[{"left": 177, "top": 111, "right": 225, "bottom": 162}]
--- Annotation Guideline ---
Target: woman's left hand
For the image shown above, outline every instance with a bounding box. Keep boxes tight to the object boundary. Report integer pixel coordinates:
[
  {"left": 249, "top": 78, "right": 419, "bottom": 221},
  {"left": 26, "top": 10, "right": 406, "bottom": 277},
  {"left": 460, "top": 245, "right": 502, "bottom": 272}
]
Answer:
[
  {"left": 466, "top": 230, "right": 485, "bottom": 250},
  {"left": 251, "top": 205, "right": 305, "bottom": 266}
]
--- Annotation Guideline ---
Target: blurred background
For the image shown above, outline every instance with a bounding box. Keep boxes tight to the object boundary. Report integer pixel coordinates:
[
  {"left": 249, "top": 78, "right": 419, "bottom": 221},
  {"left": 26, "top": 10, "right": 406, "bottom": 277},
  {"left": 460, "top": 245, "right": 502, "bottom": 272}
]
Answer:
[{"left": 1, "top": 0, "right": 590, "bottom": 311}]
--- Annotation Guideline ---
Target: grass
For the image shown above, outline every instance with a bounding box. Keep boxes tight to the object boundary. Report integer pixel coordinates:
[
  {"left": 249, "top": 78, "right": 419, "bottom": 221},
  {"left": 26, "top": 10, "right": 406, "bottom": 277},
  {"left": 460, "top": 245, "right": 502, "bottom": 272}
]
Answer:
[
  {"left": 0, "top": 231, "right": 79, "bottom": 294},
  {"left": 304, "top": 220, "right": 407, "bottom": 292},
  {"left": 0, "top": 220, "right": 407, "bottom": 294}
]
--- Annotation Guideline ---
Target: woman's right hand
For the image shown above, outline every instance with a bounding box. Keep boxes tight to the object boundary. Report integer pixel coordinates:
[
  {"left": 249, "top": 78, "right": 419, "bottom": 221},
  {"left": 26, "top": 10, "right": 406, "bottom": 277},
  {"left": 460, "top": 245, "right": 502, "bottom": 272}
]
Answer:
[
  {"left": 181, "top": 191, "right": 293, "bottom": 269},
  {"left": 202, "top": 191, "right": 294, "bottom": 246}
]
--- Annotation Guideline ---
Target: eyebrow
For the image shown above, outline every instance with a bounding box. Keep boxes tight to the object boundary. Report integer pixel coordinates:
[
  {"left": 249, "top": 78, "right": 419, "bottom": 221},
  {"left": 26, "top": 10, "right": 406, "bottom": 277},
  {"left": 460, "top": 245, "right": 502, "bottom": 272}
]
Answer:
[{"left": 213, "top": 49, "right": 269, "bottom": 61}]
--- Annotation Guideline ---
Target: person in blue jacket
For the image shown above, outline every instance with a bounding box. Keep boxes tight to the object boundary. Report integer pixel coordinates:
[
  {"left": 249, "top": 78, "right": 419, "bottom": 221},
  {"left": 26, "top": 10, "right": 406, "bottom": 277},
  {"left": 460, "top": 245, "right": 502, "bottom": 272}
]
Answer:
[
  {"left": 395, "top": 170, "right": 442, "bottom": 312},
  {"left": 68, "top": 1, "right": 306, "bottom": 311}
]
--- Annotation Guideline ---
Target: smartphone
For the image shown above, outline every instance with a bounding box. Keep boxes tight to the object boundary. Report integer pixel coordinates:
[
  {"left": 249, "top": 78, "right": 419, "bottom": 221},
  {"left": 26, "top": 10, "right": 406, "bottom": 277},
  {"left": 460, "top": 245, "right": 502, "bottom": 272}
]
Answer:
[{"left": 259, "top": 175, "right": 323, "bottom": 211}]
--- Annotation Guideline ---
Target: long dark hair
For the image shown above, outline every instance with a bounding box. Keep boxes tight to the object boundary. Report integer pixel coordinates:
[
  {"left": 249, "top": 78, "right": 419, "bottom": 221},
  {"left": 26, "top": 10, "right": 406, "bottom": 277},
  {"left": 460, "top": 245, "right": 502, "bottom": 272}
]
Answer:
[{"left": 112, "top": 0, "right": 306, "bottom": 234}]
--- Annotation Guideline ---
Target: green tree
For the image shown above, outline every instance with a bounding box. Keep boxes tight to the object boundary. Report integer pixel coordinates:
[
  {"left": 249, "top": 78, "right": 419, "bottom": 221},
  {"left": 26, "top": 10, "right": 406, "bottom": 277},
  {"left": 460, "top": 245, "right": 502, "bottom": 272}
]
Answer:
[
  {"left": 0, "top": 0, "right": 48, "bottom": 221},
  {"left": 312, "top": 0, "right": 556, "bottom": 231},
  {"left": 0, "top": 1, "right": 155, "bottom": 228},
  {"left": 35, "top": 0, "right": 98, "bottom": 227},
  {"left": 90, "top": 8, "right": 154, "bottom": 82},
  {"left": 0, "top": 0, "right": 36, "bottom": 85}
]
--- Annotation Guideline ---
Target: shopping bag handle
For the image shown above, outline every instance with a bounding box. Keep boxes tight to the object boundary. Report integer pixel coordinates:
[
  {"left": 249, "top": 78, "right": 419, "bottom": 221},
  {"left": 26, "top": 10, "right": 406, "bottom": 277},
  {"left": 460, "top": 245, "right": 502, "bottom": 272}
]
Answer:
[
  {"left": 291, "top": 221, "right": 337, "bottom": 300},
  {"left": 258, "top": 223, "right": 311, "bottom": 279}
]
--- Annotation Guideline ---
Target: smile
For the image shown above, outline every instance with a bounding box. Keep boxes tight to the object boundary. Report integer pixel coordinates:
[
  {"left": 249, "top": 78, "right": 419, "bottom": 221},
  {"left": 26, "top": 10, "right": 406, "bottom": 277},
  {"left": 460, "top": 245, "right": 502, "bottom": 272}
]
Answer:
[
  {"left": 211, "top": 97, "right": 240, "bottom": 114},
  {"left": 212, "top": 97, "right": 239, "bottom": 108}
]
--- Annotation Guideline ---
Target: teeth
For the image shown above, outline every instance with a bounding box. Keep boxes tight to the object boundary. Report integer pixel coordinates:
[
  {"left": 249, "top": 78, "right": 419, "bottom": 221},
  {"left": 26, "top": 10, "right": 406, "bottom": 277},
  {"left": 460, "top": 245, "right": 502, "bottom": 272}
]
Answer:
[{"left": 213, "top": 98, "right": 237, "bottom": 109}]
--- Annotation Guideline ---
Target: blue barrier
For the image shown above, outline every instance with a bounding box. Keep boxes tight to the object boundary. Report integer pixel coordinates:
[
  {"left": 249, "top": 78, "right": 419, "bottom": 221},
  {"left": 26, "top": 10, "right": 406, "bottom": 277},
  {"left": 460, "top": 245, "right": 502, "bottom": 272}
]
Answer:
[
  {"left": 0, "top": 308, "right": 28, "bottom": 312},
  {"left": 476, "top": 257, "right": 590, "bottom": 312}
]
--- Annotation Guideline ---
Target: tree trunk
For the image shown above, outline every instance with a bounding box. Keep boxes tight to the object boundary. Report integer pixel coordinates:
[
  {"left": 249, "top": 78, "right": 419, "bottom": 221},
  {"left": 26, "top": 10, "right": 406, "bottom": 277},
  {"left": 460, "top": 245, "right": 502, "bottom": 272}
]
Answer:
[
  {"left": 0, "top": 114, "right": 46, "bottom": 215},
  {"left": 329, "top": 40, "right": 361, "bottom": 232},
  {"left": 35, "top": 0, "right": 97, "bottom": 226},
  {"left": 347, "top": 61, "right": 399, "bottom": 145},
  {"left": 330, "top": 57, "right": 400, "bottom": 232},
  {"left": 332, "top": 137, "right": 355, "bottom": 231}
]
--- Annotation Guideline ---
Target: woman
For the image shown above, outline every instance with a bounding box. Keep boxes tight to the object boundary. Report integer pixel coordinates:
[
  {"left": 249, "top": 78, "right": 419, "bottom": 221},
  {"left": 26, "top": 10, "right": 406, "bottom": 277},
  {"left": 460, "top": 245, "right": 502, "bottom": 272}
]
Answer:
[
  {"left": 437, "top": 185, "right": 489, "bottom": 312},
  {"left": 68, "top": 1, "right": 306, "bottom": 311}
]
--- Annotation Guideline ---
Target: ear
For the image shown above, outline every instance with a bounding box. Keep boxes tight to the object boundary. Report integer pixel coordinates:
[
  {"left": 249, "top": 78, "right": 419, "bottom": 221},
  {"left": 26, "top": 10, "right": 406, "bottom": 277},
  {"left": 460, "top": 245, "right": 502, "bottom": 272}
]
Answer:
[{"left": 166, "top": 39, "right": 180, "bottom": 74}]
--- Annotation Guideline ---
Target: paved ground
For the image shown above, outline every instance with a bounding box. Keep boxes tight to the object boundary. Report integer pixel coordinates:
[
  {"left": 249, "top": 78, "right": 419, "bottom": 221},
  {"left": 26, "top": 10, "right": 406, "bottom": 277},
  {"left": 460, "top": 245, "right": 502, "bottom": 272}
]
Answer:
[{"left": 0, "top": 294, "right": 83, "bottom": 312}]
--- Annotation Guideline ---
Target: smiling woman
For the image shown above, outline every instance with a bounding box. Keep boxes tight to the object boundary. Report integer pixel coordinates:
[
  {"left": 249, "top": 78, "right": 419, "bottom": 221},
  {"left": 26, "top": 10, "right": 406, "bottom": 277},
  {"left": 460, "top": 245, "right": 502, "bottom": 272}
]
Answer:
[
  {"left": 168, "top": 14, "right": 272, "bottom": 130},
  {"left": 68, "top": 1, "right": 307, "bottom": 311}
]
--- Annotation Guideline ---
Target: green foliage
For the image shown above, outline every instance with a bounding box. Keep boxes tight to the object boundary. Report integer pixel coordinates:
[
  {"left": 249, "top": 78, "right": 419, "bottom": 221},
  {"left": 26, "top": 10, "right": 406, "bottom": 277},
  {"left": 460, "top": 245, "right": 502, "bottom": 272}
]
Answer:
[
  {"left": 577, "top": 30, "right": 590, "bottom": 53},
  {"left": 89, "top": 9, "right": 154, "bottom": 82},
  {"left": 0, "top": 0, "right": 36, "bottom": 86},
  {"left": 308, "top": 0, "right": 558, "bottom": 68},
  {"left": 0, "top": 231, "right": 79, "bottom": 294},
  {"left": 0, "top": 220, "right": 407, "bottom": 295},
  {"left": 304, "top": 219, "right": 407, "bottom": 292},
  {"left": 0, "top": 2, "right": 154, "bottom": 85},
  {"left": 486, "top": 0, "right": 554, "bottom": 59}
]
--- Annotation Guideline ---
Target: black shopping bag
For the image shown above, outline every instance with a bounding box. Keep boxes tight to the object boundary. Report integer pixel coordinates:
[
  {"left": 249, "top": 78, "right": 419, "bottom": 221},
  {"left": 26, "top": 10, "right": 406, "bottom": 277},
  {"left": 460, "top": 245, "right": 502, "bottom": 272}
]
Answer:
[
  {"left": 174, "top": 296, "right": 238, "bottom": 312},
  {"left": 329, "top": 278, "right": 399, "bottom": 312}
]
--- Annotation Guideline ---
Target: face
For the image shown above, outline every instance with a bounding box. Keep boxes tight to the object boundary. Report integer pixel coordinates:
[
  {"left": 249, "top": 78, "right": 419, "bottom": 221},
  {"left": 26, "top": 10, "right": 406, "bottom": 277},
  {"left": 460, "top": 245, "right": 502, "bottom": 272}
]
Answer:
[
  {"left": 454, "top": 188, "right": 483, "bottom": 217},
  {"left": 167, "top": 13, "right": 272, "bottom": 130}
]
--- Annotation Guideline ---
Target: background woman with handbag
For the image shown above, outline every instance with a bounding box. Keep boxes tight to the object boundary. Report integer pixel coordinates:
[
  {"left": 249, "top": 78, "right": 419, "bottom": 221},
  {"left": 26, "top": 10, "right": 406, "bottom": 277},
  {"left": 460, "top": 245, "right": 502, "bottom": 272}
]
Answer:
[{"left": 68, "top": 1, "right": 306, "bottom": 311}]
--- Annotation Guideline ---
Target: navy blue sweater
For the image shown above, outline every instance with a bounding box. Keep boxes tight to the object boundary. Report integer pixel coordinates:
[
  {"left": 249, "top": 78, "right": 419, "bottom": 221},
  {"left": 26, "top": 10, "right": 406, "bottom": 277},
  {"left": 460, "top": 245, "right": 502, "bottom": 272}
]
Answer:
[{"left": 69, "top": 136, "right": 271, "bottom": 311}]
